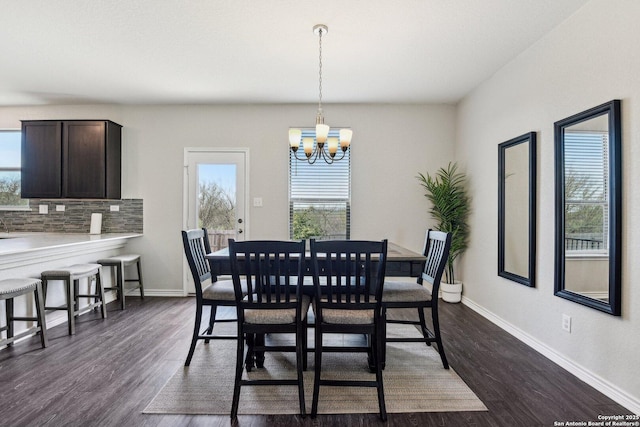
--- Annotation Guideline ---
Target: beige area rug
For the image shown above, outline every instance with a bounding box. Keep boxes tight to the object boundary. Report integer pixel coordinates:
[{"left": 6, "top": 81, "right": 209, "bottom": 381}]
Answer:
[{"left": 144, "top": 324, "right": 487, "bottom": 415}]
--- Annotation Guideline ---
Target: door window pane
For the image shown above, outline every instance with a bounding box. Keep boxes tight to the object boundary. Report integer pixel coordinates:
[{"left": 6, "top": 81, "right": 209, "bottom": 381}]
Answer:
[{"left": 198, "top": 163, "right": 236, "bottom": 251}]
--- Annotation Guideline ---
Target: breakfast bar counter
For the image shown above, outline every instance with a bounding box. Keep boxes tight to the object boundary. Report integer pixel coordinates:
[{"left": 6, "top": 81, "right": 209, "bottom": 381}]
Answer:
[{"left": 0, "top": 233, "right": 142, "bottom": 331}]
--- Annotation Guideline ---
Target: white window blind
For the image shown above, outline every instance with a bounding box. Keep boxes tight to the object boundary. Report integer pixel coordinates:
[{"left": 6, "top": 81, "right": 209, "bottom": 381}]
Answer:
[
  {"left": 564, "top": 131, "right": 608, "bottom": 251},
  {"left": 289, "top": 129, "right": 351, "bottom": 240}
]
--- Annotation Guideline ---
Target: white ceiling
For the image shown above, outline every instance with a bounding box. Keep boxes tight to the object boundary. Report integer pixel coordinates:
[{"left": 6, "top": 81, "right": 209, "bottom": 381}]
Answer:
[{"left": 0, "top": 0, "right": 589, "bottom": 106}]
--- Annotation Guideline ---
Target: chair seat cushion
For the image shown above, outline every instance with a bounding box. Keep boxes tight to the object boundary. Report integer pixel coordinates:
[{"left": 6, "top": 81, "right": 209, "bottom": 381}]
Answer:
[
  {"left": 382, "top": 281, "right": 432, "bottom": 303},
  {"left": 202, "top": 279, "right": 248, "bottom": 301},
  {"left": 312, "top": 295, "right": 377, "bottom": 325},
  {"left": 41, "top": 264, "right": 101, "bottom": 280},
  {"left": 97, "top": 254, "right": 140, "bottom": 265},
  {"left": 0, "top": 278, "right": 40, "bottom": 298},
  {"left": 244, "top": 294, "right": 311, "bottom": 324}
]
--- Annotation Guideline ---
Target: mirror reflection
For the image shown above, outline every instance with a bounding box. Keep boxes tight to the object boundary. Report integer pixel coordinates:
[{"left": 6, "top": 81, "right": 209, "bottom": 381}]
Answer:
[
  {"left": 554, "top": 100, "right": 621, "bottom": 315},
  {"left": 498, "top": 132, "right": 536, "bottom": 287}
]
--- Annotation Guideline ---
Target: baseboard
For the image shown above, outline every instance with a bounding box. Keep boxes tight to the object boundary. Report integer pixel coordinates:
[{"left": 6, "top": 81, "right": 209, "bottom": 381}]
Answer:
[
  {"left": 461, "top": 296, "right": 640, "bottom": 415},
  {"left": 130, "top": 289, "right": 186, "bottom": 297},
  {"left": 42, "top": 289, "right": 187, "bottom": 331}
]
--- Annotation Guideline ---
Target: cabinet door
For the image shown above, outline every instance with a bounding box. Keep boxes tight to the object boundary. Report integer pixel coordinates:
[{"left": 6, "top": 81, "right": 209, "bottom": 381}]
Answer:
[
  {"left": 21, "top": 121, "right": 62, "bottom": 198},
  {"left": 63, "top": 121, "right": 106, "bottom": 198}
]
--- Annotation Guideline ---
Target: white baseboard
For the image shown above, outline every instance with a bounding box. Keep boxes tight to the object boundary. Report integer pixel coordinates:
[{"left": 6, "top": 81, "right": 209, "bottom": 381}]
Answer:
[
  {"left": 42, "top": 289, "right": 187, "bottom": 330},
  {"left": 461, "top": 296, "right": 640, "bottom": 415},
  {"left": 132, "top": 289, "right": 186, "bottom": 297}
]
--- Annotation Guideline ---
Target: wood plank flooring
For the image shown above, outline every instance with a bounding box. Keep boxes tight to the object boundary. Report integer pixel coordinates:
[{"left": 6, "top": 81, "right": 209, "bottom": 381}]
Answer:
[{"left": 0, "top": 296, "right": 632, "bottom": 426}]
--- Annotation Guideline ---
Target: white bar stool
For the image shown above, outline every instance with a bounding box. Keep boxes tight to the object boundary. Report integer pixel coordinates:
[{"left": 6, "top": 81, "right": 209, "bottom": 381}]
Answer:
[
  {"left": 97, "top": 254, "right": 144, "bottom": 310},
  {"left": 0, "top": 278, "right": 48, "bottom": 349},
  {"left": 41, "top": 264, "right": 107, "bottom": 335}
]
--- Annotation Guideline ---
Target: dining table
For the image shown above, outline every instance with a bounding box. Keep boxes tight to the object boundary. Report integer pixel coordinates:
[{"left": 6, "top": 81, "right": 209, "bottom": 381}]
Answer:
[
  {"left": 205, "top": 240, "right": 426, "bottom": 369},
  {"left": 205, "top": 241, "right": 426, "bottom": 281}
]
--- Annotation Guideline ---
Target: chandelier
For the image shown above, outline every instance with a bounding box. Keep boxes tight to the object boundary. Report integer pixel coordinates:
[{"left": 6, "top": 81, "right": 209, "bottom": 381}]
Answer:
[{"left": 289, "top": 24, "right": 352, "bottom": 164}]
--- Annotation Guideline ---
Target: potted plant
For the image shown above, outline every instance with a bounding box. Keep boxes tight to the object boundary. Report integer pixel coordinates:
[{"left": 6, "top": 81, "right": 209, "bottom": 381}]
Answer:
[{"left": 417, "top": 162, "right": 470, "bottom": 303}]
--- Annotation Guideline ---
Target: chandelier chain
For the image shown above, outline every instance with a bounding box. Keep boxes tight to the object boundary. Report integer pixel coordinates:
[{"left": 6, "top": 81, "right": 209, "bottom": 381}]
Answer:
[{"left": 318, "top": 27, "right": 323, "bottom": 110}]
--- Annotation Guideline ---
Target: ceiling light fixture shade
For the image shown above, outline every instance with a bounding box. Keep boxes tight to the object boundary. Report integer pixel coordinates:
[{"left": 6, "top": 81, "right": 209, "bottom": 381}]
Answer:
[{"left": 289, "top": 24, "right": 351, "bottom": 164}]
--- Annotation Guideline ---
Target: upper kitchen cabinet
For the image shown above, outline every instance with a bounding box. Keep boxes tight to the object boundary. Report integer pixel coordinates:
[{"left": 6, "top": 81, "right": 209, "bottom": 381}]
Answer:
[{"left": 21, "top": 120, "right": 122, "bottom": 199}]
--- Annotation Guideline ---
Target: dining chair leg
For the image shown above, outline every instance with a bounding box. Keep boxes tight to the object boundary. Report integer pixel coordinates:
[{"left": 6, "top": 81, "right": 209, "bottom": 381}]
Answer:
[
  {"left": 374, "top": 321, "right": 387, "bottom": 421},
  {"left": 254, "top": 333, "right": 265, "bottom": 368},
  {"left": 230, "top": 332, "right": 245, "bottom": 420},
  {"left": 296, "top": 324, "right": 307, "bottom": 417},
  {"left": 311, "top": 326, "right": 323, "bottom": 418},
  {"left": 431, "top": 304, "right": 449, "bottom": 369},
  {"left": 204, "top": 305, "right": 217, "bottom": 344},
  {"left": 301, "top": 317, "right": 308, "bottom": 371},
  {"left": 417, "top": 307, "right": 431, "bottom": 346},
  {"left": 244, "top": 333, "right": 255, "bottom": 372},
  {"left": 185, "top": 303, "right": 202, "bottom": 366}
]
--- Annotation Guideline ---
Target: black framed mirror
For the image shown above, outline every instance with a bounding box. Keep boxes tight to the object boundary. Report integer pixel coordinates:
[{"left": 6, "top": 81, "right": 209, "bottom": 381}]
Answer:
[
  {"left": 498, "top": 132, "right": 536, "bottom": 287},
  {"left": 554, "top": 100, "right": 621, "bottom": 315}
]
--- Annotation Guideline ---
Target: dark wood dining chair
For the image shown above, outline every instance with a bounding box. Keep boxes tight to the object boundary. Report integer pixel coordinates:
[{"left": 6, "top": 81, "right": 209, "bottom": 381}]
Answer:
[
  {"left": 228, "top": 239, "right": 310, "bottom": 419},
  {"left": 181, "top": 228, "right": 247, "bottom": 366},
  {"left": 382, "top": 229, "right": 452, "bottom": 369},
  {"left": 309, "top": 239, "right": 388, "bottom": 421}
]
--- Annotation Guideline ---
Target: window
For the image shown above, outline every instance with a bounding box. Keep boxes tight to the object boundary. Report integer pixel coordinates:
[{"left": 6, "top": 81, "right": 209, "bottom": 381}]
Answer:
[
  {"left": 0, "top": 130, "right": 28, "bottom": 209},
  {"left": 564, "top": 131, "right": 608, "bottom": 253},
  {"left": 289, "top": 129, "right": 350, "bottom": 240}
]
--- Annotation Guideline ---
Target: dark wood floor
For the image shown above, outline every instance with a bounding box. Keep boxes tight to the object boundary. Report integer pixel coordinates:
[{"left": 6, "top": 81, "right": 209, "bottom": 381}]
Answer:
[{"left": 0, "top": 296, "right": 631, "bottom": 426}]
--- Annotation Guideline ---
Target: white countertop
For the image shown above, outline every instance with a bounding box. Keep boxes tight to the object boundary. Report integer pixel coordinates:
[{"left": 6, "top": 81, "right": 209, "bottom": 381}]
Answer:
[{"left": 0, "top": 232, "right": 143, "bottom": 256}]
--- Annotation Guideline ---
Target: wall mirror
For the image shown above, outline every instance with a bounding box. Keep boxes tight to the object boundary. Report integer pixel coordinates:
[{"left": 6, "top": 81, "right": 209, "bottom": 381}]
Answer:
[
  {"left": 554, "top": 100, "right": 621, "bottom": 315},
  {"left": 498, "top": 132, "right": 536, "bottom": 287}
]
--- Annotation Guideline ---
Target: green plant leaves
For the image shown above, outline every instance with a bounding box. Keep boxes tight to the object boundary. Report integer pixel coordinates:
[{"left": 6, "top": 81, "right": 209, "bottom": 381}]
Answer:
[{"left": 417, "top": 162, "right": 470, "bottom": 283}]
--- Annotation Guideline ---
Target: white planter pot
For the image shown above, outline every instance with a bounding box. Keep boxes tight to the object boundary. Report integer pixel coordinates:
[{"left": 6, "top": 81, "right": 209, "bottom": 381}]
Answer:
[{"left": 440, "top": 281, "right": 462, "bottom": 303}]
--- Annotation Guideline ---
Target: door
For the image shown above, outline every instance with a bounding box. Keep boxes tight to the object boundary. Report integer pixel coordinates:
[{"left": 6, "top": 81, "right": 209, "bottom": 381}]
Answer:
[{"left": 184, "top": 148, "right": 248, "bottom": 293}]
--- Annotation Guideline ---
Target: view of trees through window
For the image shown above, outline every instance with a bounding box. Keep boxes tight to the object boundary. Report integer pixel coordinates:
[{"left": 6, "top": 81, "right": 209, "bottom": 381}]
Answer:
[
  {"left": 0, "top": 131, "right": 28, "bottom": 208},
  {"left": 198, "top": 181, "right": 235, "bottom": 231},
  {"left": 291, "top": 203, "right": 348, "bottom": 240}
]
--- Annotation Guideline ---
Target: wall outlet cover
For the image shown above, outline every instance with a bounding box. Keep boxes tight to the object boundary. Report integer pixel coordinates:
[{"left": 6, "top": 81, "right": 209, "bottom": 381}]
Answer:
[{"left": 39, "top": 204, "right": 48, "bottom": 214}]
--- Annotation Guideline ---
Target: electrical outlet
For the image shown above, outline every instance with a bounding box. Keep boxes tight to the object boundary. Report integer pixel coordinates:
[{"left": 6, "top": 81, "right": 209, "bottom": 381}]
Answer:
[
  {"left": 562, "top": 314, "right": 572, "bottom": 333},
  {"left": 253, "top": 197, "right": 263, "bottom": 207},
  {"left": 110, "top": 205, "right": 120, "bottom": 212},
  {"left": 56, "top": 205, "right": 65, "bottom": 212},
  {"left": 39, "top": 204, "right": 48, "bottom": 214}
]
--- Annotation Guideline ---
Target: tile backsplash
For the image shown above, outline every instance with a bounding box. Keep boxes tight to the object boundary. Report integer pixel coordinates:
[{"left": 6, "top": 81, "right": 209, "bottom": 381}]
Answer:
[{"left": 0, "top": 199, "right": 143, "bottom": 233}]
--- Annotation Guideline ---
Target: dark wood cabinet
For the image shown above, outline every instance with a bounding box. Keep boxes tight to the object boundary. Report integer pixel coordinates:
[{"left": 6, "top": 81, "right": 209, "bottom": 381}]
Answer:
[{"left": 21, "top": 120, "right": 122, "bottom": 199}]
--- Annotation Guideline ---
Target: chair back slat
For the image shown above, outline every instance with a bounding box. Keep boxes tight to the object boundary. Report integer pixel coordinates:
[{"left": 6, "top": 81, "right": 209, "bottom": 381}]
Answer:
[
  {"left": 229, "top": 239, "right": 305, "bottom": 313},
  {"left": 181, "top": 228, "right": 213, "bottom": 298},
  {"left": 418, "top": 230, "right": 452, "bottom": 295},
  {"left": 311, "top": 239, "right": 387, "bottom": 310}
]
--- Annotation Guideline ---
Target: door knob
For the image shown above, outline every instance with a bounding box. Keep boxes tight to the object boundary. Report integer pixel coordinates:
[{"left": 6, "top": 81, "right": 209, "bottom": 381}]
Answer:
[{"left": 238, "top": 218, "right": 243, "bottom": 224}]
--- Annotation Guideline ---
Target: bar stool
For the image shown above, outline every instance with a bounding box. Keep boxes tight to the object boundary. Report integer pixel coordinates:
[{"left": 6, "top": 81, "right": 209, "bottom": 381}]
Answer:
[
  {"left": 97, "top": 254, "right": 144, "bottom": 310},
  {"left": 41, "top": 264, "right": 107, "bottom": 335},
  {"left": 0, "top": 278, "right": 48, "bottom": 349}
]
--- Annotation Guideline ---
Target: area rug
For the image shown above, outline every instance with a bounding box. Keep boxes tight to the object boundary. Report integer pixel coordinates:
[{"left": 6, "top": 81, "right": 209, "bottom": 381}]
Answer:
[{"left": 143, "top": 324, "right": 487, "bottom": 415}]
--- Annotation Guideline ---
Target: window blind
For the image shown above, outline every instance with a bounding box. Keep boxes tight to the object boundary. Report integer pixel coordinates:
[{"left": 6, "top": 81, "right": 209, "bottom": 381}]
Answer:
[{"left": 564, "top": 131, "right": 608, "bottom": 251}]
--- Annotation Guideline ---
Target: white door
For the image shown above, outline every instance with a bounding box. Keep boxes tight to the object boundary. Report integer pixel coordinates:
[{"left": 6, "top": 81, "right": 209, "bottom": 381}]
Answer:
[{"left": 184, "top": 148, "right": 248, "bottom": 293}]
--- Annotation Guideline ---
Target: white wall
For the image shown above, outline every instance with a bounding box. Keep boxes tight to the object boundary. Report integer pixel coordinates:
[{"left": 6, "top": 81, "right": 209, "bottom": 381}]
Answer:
[
  {"left": 456, "top": 0, "right": 640, "bottom": 411},
  {"left": 0, "top": 103, "right": 455, "bottom": 294}
]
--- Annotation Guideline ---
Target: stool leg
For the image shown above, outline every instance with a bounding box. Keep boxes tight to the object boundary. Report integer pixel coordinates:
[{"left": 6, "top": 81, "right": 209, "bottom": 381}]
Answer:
[
  {"left": 117, "top": 262, "right": 125, "bottom": 310},
  {"left": 67, "top": 279, "right": 75, "bottom": 335},
  {"left": 6, "top": 297, "right": 14, "bottom": 346},
  {"left": 136, "top": 259, "right": 144, "bottom": 300},
  {"left": 34, "top": 283, "right": 48, "bottom": 348},
  {"left": 97, "top": 270, "right": 107, "bottom": 319}
]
